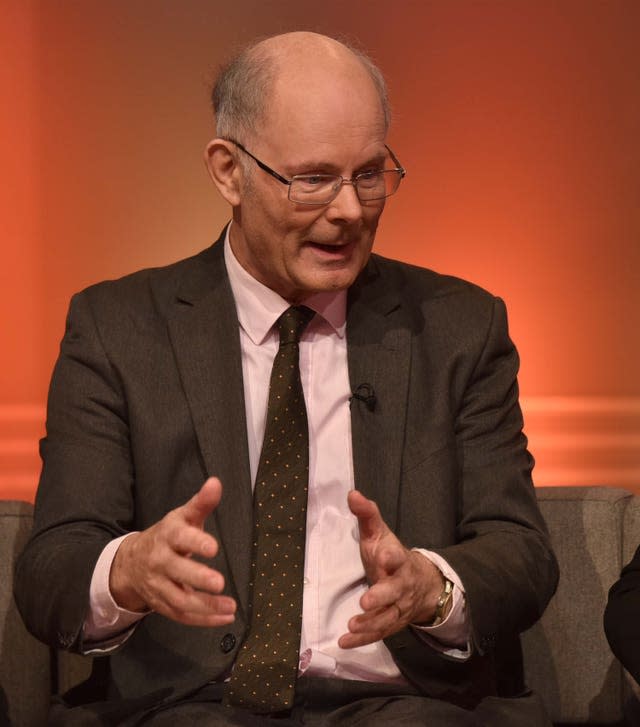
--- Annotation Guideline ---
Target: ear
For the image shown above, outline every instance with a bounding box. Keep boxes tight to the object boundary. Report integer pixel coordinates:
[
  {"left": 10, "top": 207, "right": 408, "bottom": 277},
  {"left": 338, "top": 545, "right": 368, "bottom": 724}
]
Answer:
[{"left": 204, "top": 138, "right": 242, "bottom": 206}]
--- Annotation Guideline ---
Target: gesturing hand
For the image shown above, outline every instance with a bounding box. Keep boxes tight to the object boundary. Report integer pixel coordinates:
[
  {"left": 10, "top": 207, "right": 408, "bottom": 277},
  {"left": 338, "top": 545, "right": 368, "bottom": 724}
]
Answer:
[
  {"left": 338, "top": 489, "right": 445, "bottom": 649},
  {"left": 109, "top": 477, "right": 236, "bottom": 627}
]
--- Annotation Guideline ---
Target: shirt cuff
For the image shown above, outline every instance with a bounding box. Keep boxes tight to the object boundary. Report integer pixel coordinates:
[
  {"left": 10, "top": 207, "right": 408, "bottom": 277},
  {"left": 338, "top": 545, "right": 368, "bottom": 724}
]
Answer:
[
  {"left": 81, "top": 533, "right": 147, "bottom": 653},
  {"left": 410, "top": 548, "right": 472, "bottom": 660}
]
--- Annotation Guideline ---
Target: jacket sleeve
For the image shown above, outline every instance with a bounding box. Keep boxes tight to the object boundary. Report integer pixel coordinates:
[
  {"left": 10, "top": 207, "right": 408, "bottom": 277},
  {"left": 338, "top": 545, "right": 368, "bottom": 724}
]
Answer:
[
  {"left": 14, "top": 289, "right": 135, "bottom": 651},
  {"left": 604, "top": 544, "right": 640, "bottom": 685},
  {"left": 384, "top": 294, "right": 559, "bottom": 703},
  {"left": 434, "top": 297, "right": 559, "bottom": 652}
]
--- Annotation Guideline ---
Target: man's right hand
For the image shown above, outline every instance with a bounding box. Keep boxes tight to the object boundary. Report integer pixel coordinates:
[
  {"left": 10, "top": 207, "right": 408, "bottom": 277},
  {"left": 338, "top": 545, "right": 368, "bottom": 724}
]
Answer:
[{"left": 109, "top": 477, "right": 237, "bottom": 627}]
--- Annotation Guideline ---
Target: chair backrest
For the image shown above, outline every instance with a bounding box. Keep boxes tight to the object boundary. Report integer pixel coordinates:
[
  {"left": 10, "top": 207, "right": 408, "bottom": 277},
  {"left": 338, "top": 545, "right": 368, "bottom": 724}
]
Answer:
[
  {"left": 0, "top": 500, "right": 51, "bottom": 727},
  {"left": 522, "top": 486, "right": 640, "bottom": 724}
]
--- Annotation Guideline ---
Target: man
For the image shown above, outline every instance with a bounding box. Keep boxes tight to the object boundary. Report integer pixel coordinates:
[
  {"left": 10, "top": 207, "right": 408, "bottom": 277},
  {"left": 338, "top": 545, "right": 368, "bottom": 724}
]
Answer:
[
  {"left": 15, "top": 32, "right": 558, "bottom": 725},
  {"left": 604, "top": 545, "right": 640, "bottom": 685}
]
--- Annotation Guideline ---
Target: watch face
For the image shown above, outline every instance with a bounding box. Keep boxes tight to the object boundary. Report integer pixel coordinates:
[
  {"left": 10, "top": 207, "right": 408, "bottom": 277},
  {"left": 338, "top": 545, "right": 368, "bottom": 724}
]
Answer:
[{"left": 433, "top": 579, "right": 454, "bottom": 625}]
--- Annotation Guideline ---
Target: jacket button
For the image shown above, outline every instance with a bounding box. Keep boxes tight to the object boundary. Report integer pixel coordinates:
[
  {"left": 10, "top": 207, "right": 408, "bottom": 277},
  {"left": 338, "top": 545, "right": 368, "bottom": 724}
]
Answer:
[{"left": 220, "top": 633, "right": 236, "bottom": 653}]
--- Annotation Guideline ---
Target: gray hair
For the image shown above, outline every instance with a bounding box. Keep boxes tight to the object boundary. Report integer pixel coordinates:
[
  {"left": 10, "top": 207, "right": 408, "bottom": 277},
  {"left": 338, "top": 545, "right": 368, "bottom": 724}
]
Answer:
[{"left": 211, "top": 34, "right": 391, "bottom": 142}]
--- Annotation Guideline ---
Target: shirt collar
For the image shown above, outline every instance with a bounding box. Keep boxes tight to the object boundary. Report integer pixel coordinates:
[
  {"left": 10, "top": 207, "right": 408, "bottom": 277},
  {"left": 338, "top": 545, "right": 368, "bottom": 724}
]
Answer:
[{"left": 223, "top": 223, "right": 347, "bottom": 345}]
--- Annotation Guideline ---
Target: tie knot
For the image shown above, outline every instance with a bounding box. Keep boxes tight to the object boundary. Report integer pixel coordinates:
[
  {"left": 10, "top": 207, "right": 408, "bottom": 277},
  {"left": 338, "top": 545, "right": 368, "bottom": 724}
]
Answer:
[{"left": 277, "top": 306, "right": 314, "bottom": 346}]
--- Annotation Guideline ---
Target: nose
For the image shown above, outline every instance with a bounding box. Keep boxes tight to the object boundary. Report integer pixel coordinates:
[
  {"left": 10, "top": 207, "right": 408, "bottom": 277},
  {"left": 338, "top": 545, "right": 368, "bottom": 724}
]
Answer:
[{"left": 325, "top": 180, "right": 363, "bottom": 223}]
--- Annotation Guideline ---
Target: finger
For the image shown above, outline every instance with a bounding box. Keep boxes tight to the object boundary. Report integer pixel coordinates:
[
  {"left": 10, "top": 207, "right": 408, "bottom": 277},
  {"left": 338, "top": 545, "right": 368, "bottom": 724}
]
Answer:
[
  {"left": 360, "top": 577, "right": 403, "bottom": 612},
  {"left": 347, "top": 490, "right": 387, "bottom": 541},
  {"left": 180, "top": 477, "right": 223, "bottom": 529},
  {"left": 338, "top": 622, "right": 394, "bottom": 649},
  {"left": 162, "top": 553, "right": 226, "bottom": 594},
  {"left": 168, "top": 522, "right": 220, "bottom": 559},
  {"left": 374, "top": 544, "right": 407, "bottom": 575},
  {"left": 348, "top": 604, "right": 401, "bottom": 634},
  {"left": 152, "top": 584, "right": 237, "bottom": 627},
  {"left": 140, "top": 568, "right": 234, "bottom": 615},
  {"left": 338, "top": 604, "right": 403, "bottom": 649},
  {"left": 338, "top": 630, "right": 382, "bottom": 649},
  {"left": 166, "top": 589, "right": 237, "bottom": 623}
]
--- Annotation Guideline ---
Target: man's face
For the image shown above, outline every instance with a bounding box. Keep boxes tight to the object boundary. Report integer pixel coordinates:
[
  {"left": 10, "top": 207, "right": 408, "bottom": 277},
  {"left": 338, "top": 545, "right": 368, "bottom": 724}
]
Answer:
[{"left": 228, "top": 66, "right": 389, "bottom": 303}]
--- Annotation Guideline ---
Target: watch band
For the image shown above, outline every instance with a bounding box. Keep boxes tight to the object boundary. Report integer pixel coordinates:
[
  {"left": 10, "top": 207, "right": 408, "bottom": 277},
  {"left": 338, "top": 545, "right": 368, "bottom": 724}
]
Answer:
[{"left": 430, "top": 577, "right": 454, "bottom": 626}]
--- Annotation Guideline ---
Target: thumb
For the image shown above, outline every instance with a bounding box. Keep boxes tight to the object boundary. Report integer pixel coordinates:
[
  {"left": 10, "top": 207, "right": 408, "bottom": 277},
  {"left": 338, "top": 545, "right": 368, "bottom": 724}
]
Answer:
[
  {"left": 347, "top": 489, "right": 388, "bottom": 542},
  {"left": 181, "top": 477, "right": 222, "bottom": 528},
  {"left": 348, "top": 490, "right": 405, "bottom": 580}
]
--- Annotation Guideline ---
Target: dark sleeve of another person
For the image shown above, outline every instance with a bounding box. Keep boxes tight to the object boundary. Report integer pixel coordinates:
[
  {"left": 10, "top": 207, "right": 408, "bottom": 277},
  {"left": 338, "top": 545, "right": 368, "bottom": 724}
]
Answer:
[{"left": 604, "top": 544, "right": 640, "bottom": 685}]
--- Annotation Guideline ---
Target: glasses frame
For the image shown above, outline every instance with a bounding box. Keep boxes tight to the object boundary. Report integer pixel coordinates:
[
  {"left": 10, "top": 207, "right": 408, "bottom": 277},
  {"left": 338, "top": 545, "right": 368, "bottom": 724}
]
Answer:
[{"left": 225, "top": 138, "right": 406, "bottom": 206}]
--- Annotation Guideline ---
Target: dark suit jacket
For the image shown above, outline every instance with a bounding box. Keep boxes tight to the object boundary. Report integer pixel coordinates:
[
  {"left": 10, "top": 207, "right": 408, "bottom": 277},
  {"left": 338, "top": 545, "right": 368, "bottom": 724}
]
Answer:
[
  {"left": 604, "top": 544, "right": 640, "bottom": 685},
  {"left": 14, "top": 229, "right": 558, "bottom": 719}
]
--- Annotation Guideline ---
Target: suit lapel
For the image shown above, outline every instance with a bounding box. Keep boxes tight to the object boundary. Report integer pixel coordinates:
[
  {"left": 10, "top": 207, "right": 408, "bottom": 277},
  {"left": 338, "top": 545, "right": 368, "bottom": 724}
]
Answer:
[
  {"left": 165, "top": 238, "right": 253, "bottom": 618},
  {"left": 347, "top": 257, "right": 411, "bottom": 530}
]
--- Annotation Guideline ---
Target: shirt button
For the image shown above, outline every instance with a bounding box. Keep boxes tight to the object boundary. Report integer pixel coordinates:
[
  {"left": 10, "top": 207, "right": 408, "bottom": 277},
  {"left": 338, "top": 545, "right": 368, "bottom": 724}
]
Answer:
[
  {"left": 303, "top": 577, "right": 310, "bottom": 586},
  {"left": 220, "top": 633, "right": 236, "bottom": 653}
]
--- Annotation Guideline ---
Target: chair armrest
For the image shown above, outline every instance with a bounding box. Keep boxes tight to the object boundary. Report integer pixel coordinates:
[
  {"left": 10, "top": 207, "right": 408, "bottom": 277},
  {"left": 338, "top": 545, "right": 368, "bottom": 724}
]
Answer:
[{"left": 522, "top": 485, "right": 640, "bottom": 724}]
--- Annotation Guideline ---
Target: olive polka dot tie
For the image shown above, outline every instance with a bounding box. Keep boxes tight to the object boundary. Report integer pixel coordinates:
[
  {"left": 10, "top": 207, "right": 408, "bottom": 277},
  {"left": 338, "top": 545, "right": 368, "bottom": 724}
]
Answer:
[{"left": 224, "top": 305, "right": 314, "bottom": 714}]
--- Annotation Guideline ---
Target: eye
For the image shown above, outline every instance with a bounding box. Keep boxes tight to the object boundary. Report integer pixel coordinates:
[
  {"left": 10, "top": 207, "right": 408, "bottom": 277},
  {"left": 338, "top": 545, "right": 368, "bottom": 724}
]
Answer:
[
  {"left": 356, "top": 170, "right": 384, "bottom": 188},
  {"left": 299, "top": 175, "right": 326, "bottom": 186},
  {"left": 292, "top": 174, "right": 337, "bottom": 193}
]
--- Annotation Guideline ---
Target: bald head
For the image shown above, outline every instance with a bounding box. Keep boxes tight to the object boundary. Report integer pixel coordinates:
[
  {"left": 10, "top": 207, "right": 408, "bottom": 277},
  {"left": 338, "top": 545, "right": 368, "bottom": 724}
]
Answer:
[{"left": 211, "top": 32, "right": 390, "bottom": 143}]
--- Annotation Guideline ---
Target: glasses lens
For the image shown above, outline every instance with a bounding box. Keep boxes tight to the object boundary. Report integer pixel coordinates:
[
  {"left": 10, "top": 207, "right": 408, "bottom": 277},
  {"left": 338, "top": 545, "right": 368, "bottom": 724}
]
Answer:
[
  {"left": 288, "top": 169, "right": 403, "bottom": 205},
  {"left": 289, "top": 175, "right": 341, "bottom": 204},
  {"left": 356, "top": 170, "right": 402, "bottom": 201}
]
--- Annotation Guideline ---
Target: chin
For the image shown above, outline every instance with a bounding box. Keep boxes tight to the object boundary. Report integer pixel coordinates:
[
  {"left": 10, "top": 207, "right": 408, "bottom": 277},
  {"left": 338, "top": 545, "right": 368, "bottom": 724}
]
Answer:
[
  {"left": 310, "top": 272, "right": 358, "bottom": 294},
  {"left": 317, "top": 261, "right": 366, "bottom": 287}
]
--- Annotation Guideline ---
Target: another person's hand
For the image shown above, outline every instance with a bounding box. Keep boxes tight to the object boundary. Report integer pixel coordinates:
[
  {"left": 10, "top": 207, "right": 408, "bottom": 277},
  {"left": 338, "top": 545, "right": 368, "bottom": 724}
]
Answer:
[
  {"left": 109, "top": 477, "right": 236, "bottom": 627},
  {"left": 338, "top": 489, "right": 446, "bottom": 649}
]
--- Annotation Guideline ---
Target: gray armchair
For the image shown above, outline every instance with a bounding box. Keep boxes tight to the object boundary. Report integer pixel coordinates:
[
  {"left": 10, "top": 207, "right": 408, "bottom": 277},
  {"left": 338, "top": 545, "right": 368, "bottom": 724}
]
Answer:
[
  {"left": 2, "top": 487, "right": 639, "bottom": 726},
  {"left": 0, "top": 500, "right": 91, "bottom": 726},
  {"left": 522, "top": 486, "right": 640, "bottom": 725}
]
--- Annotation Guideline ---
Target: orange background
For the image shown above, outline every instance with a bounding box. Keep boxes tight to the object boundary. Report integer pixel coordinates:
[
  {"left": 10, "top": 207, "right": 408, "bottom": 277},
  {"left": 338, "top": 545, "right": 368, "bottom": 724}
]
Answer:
[{"left": 2, "top": 0, "right": 639, "bottom": 501}]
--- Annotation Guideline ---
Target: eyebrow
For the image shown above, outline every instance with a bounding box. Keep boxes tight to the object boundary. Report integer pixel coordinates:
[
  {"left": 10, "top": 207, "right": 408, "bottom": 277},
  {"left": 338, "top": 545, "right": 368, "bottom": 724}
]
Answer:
[{"left": 287, "top": 151, "right": 388, "bottom": 176}]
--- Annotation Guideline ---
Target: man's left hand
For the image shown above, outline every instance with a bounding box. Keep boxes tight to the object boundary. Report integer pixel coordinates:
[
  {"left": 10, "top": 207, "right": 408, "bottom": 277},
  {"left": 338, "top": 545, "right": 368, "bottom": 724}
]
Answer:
[{"left": 338, "top": 489, "right": 446, "bottom": 649}]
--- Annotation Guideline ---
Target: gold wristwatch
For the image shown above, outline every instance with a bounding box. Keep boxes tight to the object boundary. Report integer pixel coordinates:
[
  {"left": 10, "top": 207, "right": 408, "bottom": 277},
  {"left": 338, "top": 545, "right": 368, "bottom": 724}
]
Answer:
[{"left": 431, "top": 577, "right": 454, "bottom": 626}]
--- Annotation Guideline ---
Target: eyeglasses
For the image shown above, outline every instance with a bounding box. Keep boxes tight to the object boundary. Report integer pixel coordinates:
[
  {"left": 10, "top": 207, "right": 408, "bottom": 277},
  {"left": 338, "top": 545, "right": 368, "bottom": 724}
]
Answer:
[{"left": 226, "top": 138, "right": 406, "bottom": 206}]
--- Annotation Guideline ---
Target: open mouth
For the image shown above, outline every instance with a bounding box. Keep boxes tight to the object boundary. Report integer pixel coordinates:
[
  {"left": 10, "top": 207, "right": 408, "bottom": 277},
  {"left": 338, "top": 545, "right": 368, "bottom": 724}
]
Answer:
[
  {"left": 311, "top": 242, "right": 343, "bottom": 252},
  {"left": 308, "top": 240, "right": 353, "bottom": 254}
]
